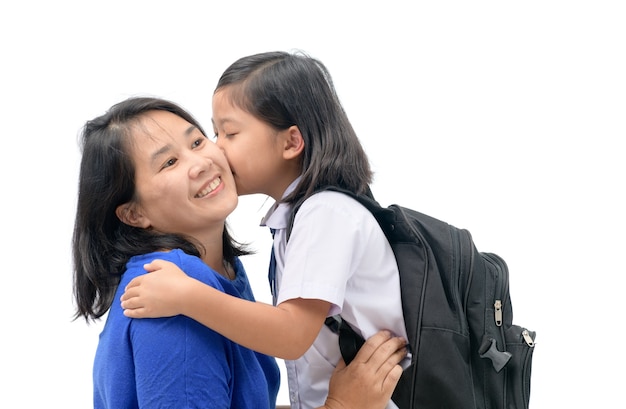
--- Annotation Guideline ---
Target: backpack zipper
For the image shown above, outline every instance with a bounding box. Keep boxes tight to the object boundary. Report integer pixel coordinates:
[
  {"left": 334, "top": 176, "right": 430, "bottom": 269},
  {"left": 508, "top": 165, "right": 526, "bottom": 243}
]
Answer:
[
  {"left": 483, "top": 253, "right": 508, "bottom": 327},
  {"left": 453, "top": 227, "right": 474, "bottom": 335},
  {"left": 522, "top": 329, "right": 535, "bottom": 347}
]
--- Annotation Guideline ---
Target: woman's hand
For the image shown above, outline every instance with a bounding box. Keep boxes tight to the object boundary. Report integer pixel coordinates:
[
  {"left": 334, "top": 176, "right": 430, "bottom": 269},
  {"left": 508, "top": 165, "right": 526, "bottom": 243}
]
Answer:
[
  {"left": 121, "top": 259, "right": 192, "bottom": 318},
  {"left": 319, "top": 330, "right": 407, "bottom": 409}
]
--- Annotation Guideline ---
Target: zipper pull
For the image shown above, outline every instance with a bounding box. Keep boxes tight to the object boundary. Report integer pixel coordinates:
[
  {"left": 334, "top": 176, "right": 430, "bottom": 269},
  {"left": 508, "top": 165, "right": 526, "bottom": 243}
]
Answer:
[
  {"left": 494, "top": 300, "right": 503, "bottom": 326},
  {"left": 522, "top": 330, "right": 535, "bottom": 347}
]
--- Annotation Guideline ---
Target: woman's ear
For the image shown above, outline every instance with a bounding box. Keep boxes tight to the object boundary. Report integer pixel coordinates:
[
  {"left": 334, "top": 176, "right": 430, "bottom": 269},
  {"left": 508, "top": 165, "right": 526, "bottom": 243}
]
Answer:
[
  {"left": 282, "top": 125, "right": 305, "bottom": 160},
  {"left": 115, "top": 202, "right": 151, "bottom": 228}
]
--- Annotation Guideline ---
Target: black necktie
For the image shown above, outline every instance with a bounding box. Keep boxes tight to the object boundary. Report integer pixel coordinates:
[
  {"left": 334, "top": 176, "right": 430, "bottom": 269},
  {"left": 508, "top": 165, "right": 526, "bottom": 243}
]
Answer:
[{"left": 268, "top": 228, "right": 277, "bottom": 305}]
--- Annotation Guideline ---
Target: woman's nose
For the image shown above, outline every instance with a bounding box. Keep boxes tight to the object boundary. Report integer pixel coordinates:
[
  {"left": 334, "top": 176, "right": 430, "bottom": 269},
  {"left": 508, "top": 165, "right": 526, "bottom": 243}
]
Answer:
[{"left": 189, "top": 154, "right": 212, "bottom": 178}]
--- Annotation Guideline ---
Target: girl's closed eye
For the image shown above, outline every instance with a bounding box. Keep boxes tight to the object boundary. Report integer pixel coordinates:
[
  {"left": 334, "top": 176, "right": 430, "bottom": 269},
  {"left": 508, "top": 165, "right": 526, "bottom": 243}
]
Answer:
[
  {"left": 211, "top": 132, "right": 228, "bottom": 141},
  {"left": 212, "top": 133, "right": 236, "bottom": 141}
]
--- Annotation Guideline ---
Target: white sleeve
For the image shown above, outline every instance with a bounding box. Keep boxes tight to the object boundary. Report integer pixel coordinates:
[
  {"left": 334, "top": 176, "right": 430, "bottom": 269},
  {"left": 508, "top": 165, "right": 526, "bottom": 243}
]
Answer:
[{"left": 276, "top": 192, "right": 377, "bottom": 315}]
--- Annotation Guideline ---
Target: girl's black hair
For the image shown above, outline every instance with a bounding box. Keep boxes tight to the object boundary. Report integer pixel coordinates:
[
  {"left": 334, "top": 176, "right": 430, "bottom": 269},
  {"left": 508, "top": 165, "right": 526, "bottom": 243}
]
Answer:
[
  {"left": 72, "top": 97, "right": 250, "bottom": 322},
  {"left": 214, "top": 50, "right": 373, "bottom": 205}
]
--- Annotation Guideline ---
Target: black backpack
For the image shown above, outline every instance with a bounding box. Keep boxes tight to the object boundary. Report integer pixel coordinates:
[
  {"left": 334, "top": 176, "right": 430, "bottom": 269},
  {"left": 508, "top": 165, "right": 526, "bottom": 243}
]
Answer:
[{"left": 287, "top": 186, "right": 536, "bottom": 409}]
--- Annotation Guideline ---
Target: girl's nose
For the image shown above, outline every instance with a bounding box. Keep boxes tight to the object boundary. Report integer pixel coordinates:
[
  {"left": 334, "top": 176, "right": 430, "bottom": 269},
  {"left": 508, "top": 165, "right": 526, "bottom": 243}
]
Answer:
[
  {"left": 214, "top": 139, "right": 228, "bottom": 162},
  {"left": 214, "top": 135, "right": 224, "bottom": 149}
]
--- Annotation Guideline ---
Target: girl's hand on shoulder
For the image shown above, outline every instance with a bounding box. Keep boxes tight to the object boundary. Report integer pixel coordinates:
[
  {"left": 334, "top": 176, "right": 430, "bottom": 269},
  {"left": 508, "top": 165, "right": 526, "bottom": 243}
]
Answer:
[{"left": 121, "top": 259, "right": 191, "bottom": 318}]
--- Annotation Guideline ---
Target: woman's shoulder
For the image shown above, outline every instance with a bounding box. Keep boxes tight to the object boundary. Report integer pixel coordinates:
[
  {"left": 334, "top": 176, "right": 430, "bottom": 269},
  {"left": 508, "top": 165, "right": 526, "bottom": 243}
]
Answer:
[
  {"left": 126, "top": 249, "right": 224, "bottom": 288},
  {"left": 229, "top": 257, "right": 255, "bottom": 301}
]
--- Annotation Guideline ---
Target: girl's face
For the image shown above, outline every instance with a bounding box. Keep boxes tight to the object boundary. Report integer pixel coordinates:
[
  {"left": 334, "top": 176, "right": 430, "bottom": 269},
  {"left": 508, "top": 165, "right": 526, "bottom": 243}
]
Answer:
[
  {"left": 212, "top": 89, "right": 297, "bottom": 200},
  {"left": 122, "top": 109, "right": 238, "bottom": 243}
]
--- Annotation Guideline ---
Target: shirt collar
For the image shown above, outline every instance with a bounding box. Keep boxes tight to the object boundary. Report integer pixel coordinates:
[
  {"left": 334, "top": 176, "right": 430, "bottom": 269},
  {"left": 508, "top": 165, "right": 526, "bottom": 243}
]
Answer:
[{"left": 260, "top": 176, "right": 301, "bottom": 230}]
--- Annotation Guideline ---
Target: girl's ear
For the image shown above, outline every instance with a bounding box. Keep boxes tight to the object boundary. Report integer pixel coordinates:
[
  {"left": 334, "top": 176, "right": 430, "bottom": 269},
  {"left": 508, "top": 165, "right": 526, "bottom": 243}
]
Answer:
[
  {"left": 282, "top": 125, "right": 305, "bottom": 160},
  {"left": 115, "top": 202, "right": 151, "bottom": 228}
]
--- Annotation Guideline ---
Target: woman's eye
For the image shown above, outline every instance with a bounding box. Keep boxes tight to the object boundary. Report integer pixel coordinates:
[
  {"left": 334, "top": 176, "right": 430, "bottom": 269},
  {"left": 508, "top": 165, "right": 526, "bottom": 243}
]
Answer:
[
  {"left": 162, "top": 158, "right": 177, "bottom": 169},
  {"left": 192, "top": 138, "right": 204, "bottom": 148}
]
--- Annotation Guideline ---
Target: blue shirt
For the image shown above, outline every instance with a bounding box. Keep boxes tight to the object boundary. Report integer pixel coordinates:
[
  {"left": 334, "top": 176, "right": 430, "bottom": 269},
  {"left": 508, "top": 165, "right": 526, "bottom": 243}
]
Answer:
[{"left": 93, "top": 249, "right": 280, "bottom": 408}]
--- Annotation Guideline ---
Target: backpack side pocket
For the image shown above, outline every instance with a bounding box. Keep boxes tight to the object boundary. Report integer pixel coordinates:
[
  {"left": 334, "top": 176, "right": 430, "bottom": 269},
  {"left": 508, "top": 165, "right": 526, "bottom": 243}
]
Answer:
[{"left": 504, "top": 325, "right": 536, "bottom": 409}]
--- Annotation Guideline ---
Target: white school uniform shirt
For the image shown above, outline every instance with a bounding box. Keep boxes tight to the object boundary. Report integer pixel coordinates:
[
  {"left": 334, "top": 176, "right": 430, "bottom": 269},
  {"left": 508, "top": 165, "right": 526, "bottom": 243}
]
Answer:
[{"left": 262, "top": 179, "right": 407, "bottom": 409}]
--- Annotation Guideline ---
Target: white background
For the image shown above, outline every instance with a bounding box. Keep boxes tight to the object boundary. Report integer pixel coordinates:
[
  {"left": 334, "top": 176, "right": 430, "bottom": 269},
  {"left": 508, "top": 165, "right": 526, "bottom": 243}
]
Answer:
[{"left": 1, "top": 1, "right": 624, "bottom": 407}]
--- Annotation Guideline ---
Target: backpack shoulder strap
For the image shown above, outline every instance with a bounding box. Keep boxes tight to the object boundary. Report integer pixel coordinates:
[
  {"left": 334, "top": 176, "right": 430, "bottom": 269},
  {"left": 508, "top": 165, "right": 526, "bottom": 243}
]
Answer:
[{"left": 286, "top": 185, "right": 387, "bottom": 241}]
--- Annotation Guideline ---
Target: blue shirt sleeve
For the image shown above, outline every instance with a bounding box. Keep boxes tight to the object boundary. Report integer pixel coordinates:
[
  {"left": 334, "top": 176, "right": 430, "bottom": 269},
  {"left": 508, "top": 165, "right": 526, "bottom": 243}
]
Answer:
[
  {"left": 130, "top": 314, "right": 234, "bottom": 408},
  {"left": 127, "top": 250, "right": 235, "bottom": 408}
]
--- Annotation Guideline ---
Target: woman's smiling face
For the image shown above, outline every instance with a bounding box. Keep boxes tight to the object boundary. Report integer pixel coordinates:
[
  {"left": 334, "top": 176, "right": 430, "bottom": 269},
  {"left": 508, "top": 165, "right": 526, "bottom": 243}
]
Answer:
[{"left": 122, "top": 109, "right": 238, "bottom": 242}]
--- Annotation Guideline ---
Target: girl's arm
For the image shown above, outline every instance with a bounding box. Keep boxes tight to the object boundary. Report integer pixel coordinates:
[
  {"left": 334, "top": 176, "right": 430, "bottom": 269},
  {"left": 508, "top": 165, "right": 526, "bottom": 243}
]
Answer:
[{"left": 121, "top": 259, "right": 329, "bottom": 360}]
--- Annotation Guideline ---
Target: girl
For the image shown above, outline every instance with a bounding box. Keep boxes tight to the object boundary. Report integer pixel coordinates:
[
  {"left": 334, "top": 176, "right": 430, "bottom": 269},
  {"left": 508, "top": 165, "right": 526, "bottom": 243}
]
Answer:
[
  {"left": 121, "top": 52, "right": 408, "bottom": 409},
  {"left": 73, "top": 96, "right": 405, "bottom": 409}
]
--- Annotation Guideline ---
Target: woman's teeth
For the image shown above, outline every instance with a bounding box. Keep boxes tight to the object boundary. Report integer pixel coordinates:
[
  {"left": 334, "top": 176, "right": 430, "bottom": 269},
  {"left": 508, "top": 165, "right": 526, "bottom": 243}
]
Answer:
[{"left": 196, "top": 177, "right": 221, "bottom": 198}]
